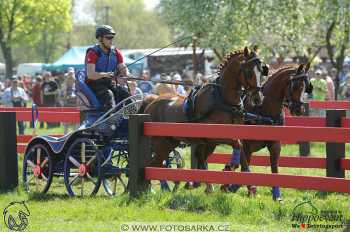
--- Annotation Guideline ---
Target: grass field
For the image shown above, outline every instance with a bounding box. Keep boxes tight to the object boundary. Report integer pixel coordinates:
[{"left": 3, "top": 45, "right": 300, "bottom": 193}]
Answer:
[{"left": 0, "top": 125, "right": 349, "bottom": 232}]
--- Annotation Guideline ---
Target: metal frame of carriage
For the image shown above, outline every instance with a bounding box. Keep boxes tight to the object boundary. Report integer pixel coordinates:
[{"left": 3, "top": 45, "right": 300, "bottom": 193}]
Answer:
[{"left": 22, "top": 71, "right": 185, "bottom": 197}]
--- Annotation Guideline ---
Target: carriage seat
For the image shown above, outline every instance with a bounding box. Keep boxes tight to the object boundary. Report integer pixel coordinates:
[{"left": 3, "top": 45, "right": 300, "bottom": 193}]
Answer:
[{"left": 75, "top": 70, "right": 102, "bottom": 110}]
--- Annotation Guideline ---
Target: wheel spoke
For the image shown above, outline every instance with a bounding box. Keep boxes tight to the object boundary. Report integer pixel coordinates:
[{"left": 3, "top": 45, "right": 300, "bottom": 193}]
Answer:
[
  {"left": 36, "top": 148, "right": 41, "bottom": 165},
  {"left": 69, "top": 174, "right": 79, "bottom": 186},
  {"left": 26, "top": 175, "right": 34, "bottom": 185},
  {"left": 41, "top": 173, "right": 48, "bottom": 181},
  {"left": 35, "top": 176, "right": 39, "bottom": 192},
  {"left": 86, "top": 155, "right": 96, "bottom": 166},
  {"left": 69, "top": 156, "right": 81, "bottom": 168},
  {"left": 81, "top": 177, "right": 84, "bottom": 197},
  {"left": 40, "top": 157, "right": 49, "bottom": 168},
  {"left": 27, "top": 160, "right": 35, "bottom": 168},
  {"left": 110, "top": 177, "right": 117, "bottom": 195},
  {"left": 81, "top": 143, "right": 86, "bottom": 164},
  {"left": 86, "top": 173, "right": 97, "bottom": 186},
  {"left": 118, "top": 176, "right": 127, "bottom": 189}
]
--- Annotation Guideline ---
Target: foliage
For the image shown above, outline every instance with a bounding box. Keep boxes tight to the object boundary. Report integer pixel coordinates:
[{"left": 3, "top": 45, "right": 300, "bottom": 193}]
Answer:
[
  {"left": 89, "top": 0, "right": 170, "bottom": 49},
  {"left": 0, "top": 0, "right": 72, "bottom": 76},
  {"left": 159, "top": 0, "right": 350, "bottom": 63}
]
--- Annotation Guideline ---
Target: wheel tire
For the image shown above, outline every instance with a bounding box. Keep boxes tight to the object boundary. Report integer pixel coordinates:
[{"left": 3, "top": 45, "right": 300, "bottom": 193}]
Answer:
[
  {"left": 23, "top": 143, "right": 53, "bottom": 194},
  {"left": 64, "top": 138, "right": 102, "bottom": 197}
]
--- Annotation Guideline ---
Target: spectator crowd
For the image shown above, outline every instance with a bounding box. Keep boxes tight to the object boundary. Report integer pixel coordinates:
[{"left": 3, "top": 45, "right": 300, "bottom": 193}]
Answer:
[{"left": 1, "top": 59, "right": 350, "bottom": 135}]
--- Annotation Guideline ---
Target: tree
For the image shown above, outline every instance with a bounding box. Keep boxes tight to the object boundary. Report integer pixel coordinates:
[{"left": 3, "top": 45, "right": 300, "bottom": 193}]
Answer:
[
  {"left": 318, "top": 0, "right": 350, "bottom": 99},
  {"left": 0, "top": 0, "right": 72, "bottom": 78},
  {"left": 89, "top": 0, "right": 170, "bottom": 49}
]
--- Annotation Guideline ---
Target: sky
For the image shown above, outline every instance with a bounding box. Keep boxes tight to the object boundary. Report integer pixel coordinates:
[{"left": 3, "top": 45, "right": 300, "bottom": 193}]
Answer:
[
  {"left": 74, "top": 0, "right": 160, "bottom": 24},
  {"left": 144, "top": 0, "right": 160, "bottom": 10}
]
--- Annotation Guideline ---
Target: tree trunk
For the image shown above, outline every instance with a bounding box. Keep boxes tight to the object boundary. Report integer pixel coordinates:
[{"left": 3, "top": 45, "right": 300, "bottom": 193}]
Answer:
[
  {"left": 192, "top": 37, "right": 198, "bottom": 81},
  {"left": 0, "top": 44, "right": 14, "bottom": 78},
  {"left": 213, "top": 48, "right": 223, "bottom": 61}
]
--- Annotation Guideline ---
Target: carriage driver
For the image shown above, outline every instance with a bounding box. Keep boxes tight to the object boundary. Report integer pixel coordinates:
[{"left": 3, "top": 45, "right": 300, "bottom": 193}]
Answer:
[{"left": 85, "top": 25, "right": 130, "bottom": 110}]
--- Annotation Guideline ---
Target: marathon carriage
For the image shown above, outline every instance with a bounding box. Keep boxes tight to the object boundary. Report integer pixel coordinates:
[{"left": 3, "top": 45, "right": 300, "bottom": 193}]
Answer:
[{"left": 22, "top": 71, "right": 184, "bottom": 197}]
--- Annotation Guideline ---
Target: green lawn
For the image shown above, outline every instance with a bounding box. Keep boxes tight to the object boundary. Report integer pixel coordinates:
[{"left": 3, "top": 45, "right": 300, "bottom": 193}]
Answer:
[{"left": 0, "top": 126, "right": 349, "bottom": 232}]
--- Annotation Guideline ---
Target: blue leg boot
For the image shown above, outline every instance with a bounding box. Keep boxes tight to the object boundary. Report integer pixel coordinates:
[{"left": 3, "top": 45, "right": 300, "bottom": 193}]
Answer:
[
  {"left": 160, "top": 180, "right": 170, "bottom": 191},
  {"left": 272, "top": 186, "right": 282, "bottom": 201}
]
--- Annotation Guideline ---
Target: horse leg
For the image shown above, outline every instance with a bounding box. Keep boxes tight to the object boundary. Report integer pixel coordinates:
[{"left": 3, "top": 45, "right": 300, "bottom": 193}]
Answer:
[
  {"left": 150, "top": 138, "right": 177, "bottom": 192},
  {"left": 196, "top": 144, "right": 216, "bottom": 194},
  {"left": 240, "top": 142, "right": 257, "bottom": 197},
  {"left": 268, "top": 142, "right": 282, "bottom": 201},
  {"left": 221, "top": 140, "right": 243, "bottom": 193}
]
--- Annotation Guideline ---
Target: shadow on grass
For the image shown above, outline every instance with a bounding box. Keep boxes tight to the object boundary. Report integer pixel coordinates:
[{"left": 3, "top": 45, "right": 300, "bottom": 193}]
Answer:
[
  {"left": 343, "top": 220, "right": 350, "bottom": 232},
  {"left": 27, "top": 193, "right": 111, "bottom": 202},
  {"left": 28, "top": 193, "right": 70, "bottom": 202}
]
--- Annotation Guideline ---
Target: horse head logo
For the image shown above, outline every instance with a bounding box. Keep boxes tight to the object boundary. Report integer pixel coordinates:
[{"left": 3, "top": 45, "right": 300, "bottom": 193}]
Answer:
[
  {"left": 3, "top": 201, "right": 30, "bottom": 231},
  {"left": 77, "top": 70, "right": 86, "bottom": 82}
]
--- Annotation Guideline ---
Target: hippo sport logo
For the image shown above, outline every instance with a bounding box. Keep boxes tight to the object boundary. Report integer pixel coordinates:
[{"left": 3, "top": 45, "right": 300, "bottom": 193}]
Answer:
[
  {"left": 290, "top": 199, "right": 344, "bottom": 230},
  {"left": 3, "top": 201, "right": 30, "bottom": 231}
]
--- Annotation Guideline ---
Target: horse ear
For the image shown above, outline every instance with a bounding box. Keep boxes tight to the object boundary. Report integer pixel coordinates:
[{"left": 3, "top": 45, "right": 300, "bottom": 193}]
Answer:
[
  {"left": 244, "top": 47, "right": 249, "bottom": 58},
  {"left": 296, "top": 64, "right": 304, "bottom": 74},
  {"left": 305, "top": 62, "right": 311, "bottom": 73}
]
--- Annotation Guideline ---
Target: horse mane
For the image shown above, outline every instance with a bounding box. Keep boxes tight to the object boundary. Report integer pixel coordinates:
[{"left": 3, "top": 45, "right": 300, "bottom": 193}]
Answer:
[
  {"left": 216, "top": 50, "right": 244, "bottom": 77},
  {"left": 261, "top": 64, "right": 300, "bottom": 96},
  {"left": 264, "top": 64, "right": 299, "bottom": 85}
]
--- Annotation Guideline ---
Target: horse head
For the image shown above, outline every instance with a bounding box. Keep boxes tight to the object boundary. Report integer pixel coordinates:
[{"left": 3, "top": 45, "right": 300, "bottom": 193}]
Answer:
[
  {"left": 217, "top": 47, "right": 268, "bottom": 107},
  {"left": 240, "top": 47, "right": 268, "bottom": 106},
  {"left": 284, "top": 63, "right": 313, "bottom": 116}
]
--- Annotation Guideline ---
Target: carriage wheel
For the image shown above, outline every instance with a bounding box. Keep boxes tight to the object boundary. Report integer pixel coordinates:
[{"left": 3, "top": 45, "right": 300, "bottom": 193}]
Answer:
[
  {"left": 23, "top": 144, "right": 53, "bottom": 194},
  {"left": 64, "top": 138, "right": 101, "bottom": 197},
  {"left": 161, "top": 149, "right": 185, "bottom": 192},
  {"left": 102, "top": 150, "right": 129, "bottom": 196}
]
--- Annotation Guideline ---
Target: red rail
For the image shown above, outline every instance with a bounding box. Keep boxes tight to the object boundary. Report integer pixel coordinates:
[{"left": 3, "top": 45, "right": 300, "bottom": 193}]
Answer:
[
  {"left": 309, "top": 100, "right": 350, "bottom": 109},
  {"left": 0, "top": 106, "right": 79, "bottom": 112},
  {"left": 285, "top": 116, "right": 326, "bottom": 127},
  {"left": 144, "top": 123, "right": 350, "bottom": 143},
  {"left": 145, "top": 167, "right": 350, "bottom": 193},
  {"left": 207, "top": 153, "right": 350, "bottom": 170}
]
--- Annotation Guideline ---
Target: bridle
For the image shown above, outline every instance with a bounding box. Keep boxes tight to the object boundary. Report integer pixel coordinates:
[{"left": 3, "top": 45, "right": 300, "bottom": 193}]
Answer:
[{"left": 283, "top": 71, "right": 313, "bottom": 112}]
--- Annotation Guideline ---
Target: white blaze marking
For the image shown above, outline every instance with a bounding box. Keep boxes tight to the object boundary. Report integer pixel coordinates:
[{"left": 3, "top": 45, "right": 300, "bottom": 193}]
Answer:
[
  {"left": 300, "top": 83, "right": 306, "bottom": 102},
  {"left": 253, "top": 66, "right": 261, "bottom": 87}
]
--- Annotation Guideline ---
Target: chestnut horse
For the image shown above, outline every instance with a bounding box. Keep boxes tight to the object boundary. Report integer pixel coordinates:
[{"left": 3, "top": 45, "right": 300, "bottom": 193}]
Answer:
[
  {"left": 224, "top": 63, "right": 312, "bottom": 200},
  {"left": 141, "top": 47, "right": 267, "bottom": 192}
]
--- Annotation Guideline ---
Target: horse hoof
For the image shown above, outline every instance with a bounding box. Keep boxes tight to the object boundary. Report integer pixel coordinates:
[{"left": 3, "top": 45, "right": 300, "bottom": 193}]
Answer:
[
  {"left": 220, "top": 185, "right": 229, "bottom": 193},
  {"left": 192, "top": 182, "right": 201, "bottom": 188},
  {"left": 228, "top": 184, "right": 241, "bottom": 193},
  {"left": 184, "top": 182, "right": 193, "bottom": 190},
  {"left": 172, "top": 183, "right": 180, "bottom": 192},
  {"left": 273, "top": 197, "right": 283, "bottom": 202},
  {"left": 248, "top": 186, "right": 257, "bottom": 196},
  {"left": 205, "top": 185, "right": 214, "bottom": 194}
]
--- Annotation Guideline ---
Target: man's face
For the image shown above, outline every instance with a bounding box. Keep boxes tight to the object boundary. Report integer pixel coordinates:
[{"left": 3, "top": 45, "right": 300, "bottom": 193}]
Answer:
[
  {"left": 142, "top": 72, "right": 150, "bottom": 80},
  {"left": 11, "top": 81, "right": 18, "bottom": 89},
  {"left": 102, "top": 34, "right": 114, "bottom": 48}
]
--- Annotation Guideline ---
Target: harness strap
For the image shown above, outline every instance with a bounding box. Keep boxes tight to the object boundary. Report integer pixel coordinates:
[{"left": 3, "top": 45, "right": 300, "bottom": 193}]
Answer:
[{"left": 184, "top": 82, "right": 244, "bottom": 122}]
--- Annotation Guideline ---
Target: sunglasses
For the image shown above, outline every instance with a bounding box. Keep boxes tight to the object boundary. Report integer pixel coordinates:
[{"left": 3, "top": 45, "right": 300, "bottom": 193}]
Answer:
[{"left": 104, "top": 36, "right": 114, "bottom": 40}]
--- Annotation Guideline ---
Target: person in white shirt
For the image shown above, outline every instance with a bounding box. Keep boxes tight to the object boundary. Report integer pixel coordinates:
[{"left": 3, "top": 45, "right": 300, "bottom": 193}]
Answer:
[
  {"left": 172, "top": 73, "right": 187, "bottom": 96},
  {"left": 1, "top": 76, "right": 29, "bottom": 134}
]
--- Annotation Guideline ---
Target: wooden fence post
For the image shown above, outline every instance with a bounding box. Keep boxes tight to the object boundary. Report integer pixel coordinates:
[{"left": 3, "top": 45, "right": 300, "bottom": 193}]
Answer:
[
  {"left": 191, "top": 145, "right": 198, "bottom": 169},
  {"left": 326, "top": 109, "right": 345, "bottom": 178},
  {"left": 0, "top": 112, "right": 18, "bottom": 191},
  {"left": 128, "top": 114, "right": 152, "bottom": 197},
  {"left": 299, "top": 102, "right": 310, "bottom": 156}
]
